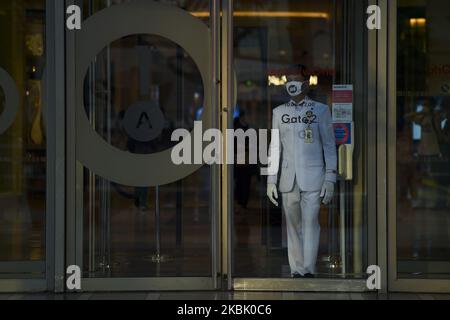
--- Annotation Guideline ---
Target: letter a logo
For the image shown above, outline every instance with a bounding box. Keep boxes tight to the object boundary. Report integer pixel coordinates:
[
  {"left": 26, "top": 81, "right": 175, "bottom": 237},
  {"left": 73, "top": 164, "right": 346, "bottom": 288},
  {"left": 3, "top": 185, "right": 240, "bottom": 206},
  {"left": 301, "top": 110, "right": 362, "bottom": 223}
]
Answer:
[
  {"left": 137, "top": 112, "right": 153, "bottom": 129},
  {"left": 366, "top": 265, "right": 381, "bottom": 290},
  {"left": 366, "top": 5, "right": 381, "bottom": 30},
  {"left": 66, "top": 5, "right": 81, "bottom": 30},
  {"left": 66, "top": 265, "right": 81, "bottom": 290}
]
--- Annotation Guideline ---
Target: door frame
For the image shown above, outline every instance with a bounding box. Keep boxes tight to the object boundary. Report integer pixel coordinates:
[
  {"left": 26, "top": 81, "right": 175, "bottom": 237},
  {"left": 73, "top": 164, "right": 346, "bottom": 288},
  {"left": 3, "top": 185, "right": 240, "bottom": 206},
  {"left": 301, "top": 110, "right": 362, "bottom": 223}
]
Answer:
[
  {"left": 386, "top": 0, "right": 450, "bottom": 293},
  {"left": 64, "top": 0, "right": 222, "bottom": 292}
]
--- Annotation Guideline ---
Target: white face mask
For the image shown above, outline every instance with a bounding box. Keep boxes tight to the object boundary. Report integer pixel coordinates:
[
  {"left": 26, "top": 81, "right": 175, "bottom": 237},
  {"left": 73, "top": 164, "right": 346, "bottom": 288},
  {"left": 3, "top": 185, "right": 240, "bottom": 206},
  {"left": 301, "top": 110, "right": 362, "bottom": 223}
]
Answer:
[{"left": 286, "top": 81, "right": 304, "bottom": 97}]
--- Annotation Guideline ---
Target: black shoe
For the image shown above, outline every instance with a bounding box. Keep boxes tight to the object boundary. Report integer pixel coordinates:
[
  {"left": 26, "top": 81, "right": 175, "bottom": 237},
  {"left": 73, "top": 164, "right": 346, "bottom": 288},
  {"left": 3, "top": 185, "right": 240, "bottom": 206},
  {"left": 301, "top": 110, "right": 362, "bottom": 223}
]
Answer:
[
  {"left": 292, "top": 273, "right": 304, "bottom": 278},
  {"left": 304, "top": 273, "right": 315, "bottom": 278}
]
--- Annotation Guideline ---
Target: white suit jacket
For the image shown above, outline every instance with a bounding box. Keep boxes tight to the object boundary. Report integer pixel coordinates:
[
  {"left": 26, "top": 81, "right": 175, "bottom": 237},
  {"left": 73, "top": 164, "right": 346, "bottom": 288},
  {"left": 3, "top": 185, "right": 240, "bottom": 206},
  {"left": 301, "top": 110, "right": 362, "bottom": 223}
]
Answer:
[{"left": 267, "top": 97, "right": 337, "bottom": 192}]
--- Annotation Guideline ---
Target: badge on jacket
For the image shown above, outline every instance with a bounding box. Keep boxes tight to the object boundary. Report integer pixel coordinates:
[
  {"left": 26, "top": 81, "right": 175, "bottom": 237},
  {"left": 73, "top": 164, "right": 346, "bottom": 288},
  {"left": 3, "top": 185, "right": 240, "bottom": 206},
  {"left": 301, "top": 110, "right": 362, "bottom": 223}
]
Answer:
[{"left": 304, "top": 111, "right": 315, "bottom": 143}]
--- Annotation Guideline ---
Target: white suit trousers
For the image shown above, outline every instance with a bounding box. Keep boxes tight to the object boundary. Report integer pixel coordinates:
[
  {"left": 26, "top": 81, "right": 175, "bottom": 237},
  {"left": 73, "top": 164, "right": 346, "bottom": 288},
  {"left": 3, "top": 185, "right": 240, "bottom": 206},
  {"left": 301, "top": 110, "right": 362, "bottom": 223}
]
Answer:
[{"left": 281, "top": 180, "right": 321, "bottom": 275}]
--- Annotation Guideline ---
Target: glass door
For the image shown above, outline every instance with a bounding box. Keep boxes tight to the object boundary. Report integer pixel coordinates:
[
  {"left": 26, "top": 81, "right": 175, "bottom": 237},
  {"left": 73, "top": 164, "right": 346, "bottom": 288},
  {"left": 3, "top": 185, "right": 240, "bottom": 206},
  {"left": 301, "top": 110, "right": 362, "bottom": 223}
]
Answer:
[
  {"left": 0, "top": 0, "right": 47, "bottom": 291},
  {"left": 65, "top": 0, "right": 220, "bottom": 291},
  {"left": 227, "top": 0, "right": 375, "bottom": 291},
  {"left": 388, "top": 0, "right": 450, "bottom": 292}
]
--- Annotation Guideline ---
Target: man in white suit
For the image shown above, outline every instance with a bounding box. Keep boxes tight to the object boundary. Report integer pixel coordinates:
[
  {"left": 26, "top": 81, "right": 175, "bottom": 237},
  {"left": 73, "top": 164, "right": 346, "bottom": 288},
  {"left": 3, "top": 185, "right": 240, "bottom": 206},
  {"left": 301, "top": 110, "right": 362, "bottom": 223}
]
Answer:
[{"left": 267, "top": 64, "right": 337, "bottom": 278}]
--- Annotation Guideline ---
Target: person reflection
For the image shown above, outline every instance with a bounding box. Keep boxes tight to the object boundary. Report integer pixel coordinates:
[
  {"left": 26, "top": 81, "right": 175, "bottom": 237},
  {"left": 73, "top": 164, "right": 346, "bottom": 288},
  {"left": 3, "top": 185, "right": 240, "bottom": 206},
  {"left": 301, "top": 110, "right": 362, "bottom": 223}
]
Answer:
[
  {"left": 406, "top": 98, "right": 441, "bottom": 158},
  {"left": 437, "top": 98, "right": 450, "bottom": 250},
  {"left": 436, "top": 97, "right": 450, "bottom": 202},
  {"left": 437, "top": 97, "right": 450, "bottom": 159},
  {"left": 234, "top": 108, "right": 259, "bottom": 253},
  {"left": 234, "top": 109, "right": 257, "bottom": 211},
  {"left": 117, "top": 109, "right": 153, "bottom": 211},
  {"left": 405, "top": 98, "right": 442, "bottom": 208},
  {"left": 402, "top": 97, "right": 448, "bottom": 258}
]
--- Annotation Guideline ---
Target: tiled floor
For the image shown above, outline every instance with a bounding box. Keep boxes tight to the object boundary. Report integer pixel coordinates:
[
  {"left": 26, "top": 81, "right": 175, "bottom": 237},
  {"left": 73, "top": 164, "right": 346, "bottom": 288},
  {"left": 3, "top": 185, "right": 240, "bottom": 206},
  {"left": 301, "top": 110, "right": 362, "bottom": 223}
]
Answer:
[{"left": 0, "top": 292, "right": 449, "bottom": 300}]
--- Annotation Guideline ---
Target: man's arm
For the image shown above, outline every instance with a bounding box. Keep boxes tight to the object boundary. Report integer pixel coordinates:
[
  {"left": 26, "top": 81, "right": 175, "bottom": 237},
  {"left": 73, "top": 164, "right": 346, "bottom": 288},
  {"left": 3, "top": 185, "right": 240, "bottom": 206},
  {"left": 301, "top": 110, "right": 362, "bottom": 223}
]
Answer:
[{"left": 319, "top": 105, "right": 337, "bottom": 183}]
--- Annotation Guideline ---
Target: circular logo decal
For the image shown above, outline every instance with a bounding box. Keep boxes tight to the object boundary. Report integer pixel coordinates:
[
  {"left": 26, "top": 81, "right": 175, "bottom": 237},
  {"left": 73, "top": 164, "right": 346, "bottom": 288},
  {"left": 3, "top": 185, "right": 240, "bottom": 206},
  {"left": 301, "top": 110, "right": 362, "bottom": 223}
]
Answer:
[{"left": 75, "top": 0, "right": 211, "bottom": 187}]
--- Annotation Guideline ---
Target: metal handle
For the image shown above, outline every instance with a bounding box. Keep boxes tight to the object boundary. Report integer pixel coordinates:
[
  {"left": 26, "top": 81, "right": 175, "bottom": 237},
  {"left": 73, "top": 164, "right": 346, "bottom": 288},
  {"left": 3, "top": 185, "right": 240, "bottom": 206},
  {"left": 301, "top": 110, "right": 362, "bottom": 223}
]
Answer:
[{"left": 338, "top": 144, "right": 353, "bottom": 180}]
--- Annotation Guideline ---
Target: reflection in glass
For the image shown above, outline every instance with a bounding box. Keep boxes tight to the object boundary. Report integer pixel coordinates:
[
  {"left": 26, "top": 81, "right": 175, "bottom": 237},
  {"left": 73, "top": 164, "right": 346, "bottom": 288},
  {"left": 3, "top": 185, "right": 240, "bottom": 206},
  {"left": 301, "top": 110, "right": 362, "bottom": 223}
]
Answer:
[
  {"left": 397, "top": 0, "right": 450, "bottom": 279},
  {"left": 0, "top": 0, "right": 46, "bottom": 278}
]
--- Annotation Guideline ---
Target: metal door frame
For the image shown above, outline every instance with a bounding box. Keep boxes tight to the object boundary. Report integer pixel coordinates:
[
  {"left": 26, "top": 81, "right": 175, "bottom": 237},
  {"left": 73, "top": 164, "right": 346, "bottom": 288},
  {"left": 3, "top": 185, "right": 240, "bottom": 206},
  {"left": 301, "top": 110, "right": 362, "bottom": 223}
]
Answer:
[
  {"left": 385, "top": 0, "right": 450, "bottom": 293},
  {"left": 64, "top": 0, "right": 222, "bottom": 292}
]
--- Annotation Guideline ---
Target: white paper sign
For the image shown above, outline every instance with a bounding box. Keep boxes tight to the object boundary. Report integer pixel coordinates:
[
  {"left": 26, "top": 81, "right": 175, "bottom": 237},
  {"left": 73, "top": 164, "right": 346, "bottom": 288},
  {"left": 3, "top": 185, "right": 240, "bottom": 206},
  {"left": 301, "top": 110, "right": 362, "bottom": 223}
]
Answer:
[
  {"left": 332, "top": 85, "right": 353, "bottom": 123},
  {"left": 332, "top": 104, "right": 353, "bottom": 123}
]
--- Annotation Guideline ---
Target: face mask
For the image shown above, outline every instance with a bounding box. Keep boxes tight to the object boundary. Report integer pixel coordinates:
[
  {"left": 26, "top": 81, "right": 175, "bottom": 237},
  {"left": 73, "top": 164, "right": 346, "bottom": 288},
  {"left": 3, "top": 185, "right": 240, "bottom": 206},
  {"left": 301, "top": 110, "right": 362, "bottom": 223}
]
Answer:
[{"left": 286, "top": 81, "right": 304, "bottom": 97}]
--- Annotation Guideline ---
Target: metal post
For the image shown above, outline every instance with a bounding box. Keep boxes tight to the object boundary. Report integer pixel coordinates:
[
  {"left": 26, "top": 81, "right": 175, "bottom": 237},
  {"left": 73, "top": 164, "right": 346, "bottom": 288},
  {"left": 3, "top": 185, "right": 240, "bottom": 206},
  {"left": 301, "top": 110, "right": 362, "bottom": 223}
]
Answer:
[
  {"left": 46, "top": 0, "right": 66, "bottom": 292},
  {"left": 99, "top": 0, "right": 112, "bottom": 277},
  {"left": 222, "top": 0, "right": 234, "bottom": 290},
  {"left": 86, "top": 0, "right": 98, "bottom": 276},
  {"left": 151, "top": 186, "right": 168, "bottom": 268},
  {"left": 155, "top": 186, "right": 161, "bottom": 257},
  {"left": 175, "top": 45, "right": 183, "bottom": 249},
  {"left": 211, "top": 0, "right": 221, "bottom": 289},
  {"left": 323, "top": 0, "right": 341, "bottom": 275}
]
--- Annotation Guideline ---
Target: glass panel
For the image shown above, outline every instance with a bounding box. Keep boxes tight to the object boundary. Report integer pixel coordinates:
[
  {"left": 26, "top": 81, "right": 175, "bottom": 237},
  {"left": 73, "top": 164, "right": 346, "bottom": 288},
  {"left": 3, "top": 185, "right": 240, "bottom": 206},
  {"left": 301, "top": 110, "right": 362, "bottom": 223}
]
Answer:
[
  {"left": 77, "top": 0, "right": 212, "bottom": 278},
  {"left": 232, "top": 0, "right": 369, "bottom": 279},
  {"left": 0, "top": 0, "right": 46, "bottom": 278},
  {"left": 396, "top": 0, "right": 450, "bottom": 279}
]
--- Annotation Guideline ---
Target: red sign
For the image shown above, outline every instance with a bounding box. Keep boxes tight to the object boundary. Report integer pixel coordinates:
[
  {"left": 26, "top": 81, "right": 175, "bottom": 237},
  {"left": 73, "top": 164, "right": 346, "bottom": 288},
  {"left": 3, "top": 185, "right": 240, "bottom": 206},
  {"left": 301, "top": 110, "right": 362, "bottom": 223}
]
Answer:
[{"left": 332, "top": 85, "right": 353, "bottom": 104}]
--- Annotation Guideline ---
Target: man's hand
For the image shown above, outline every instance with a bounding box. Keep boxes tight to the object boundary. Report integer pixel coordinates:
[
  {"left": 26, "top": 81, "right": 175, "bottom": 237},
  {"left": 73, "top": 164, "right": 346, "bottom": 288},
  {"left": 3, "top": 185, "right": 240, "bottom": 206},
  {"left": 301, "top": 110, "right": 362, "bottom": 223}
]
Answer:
[
  {"left": 320, "top": 181, "right": 335, "bottom": 205},
  {"left": 267, "top": 183, "right": 279, "bottom": 207}
]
